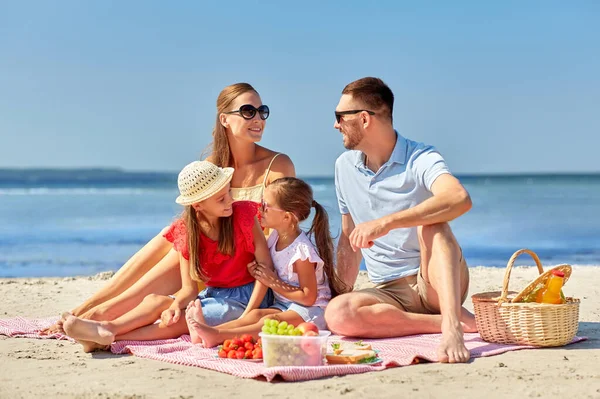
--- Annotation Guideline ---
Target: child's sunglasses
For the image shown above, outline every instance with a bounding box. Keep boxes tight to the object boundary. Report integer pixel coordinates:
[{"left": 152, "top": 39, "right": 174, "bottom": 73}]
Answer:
[
  {"left": 260, "top": 199, "right": 285, "bottom": 213},
  {"left": 335, "top": 109, "right": 375, "bottom": 123},
  {"left": 225, "top": 104, "right": 270, "bottom": 120}
]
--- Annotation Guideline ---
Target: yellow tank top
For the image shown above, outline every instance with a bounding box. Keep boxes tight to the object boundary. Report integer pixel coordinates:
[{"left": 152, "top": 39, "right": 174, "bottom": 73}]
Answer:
[{"left": 230, "top": 153, "right": 280, "bottom": 203}]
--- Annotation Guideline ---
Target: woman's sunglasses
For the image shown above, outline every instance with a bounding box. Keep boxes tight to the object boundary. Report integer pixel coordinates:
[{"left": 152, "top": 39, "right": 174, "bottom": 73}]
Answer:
[
  {"left": 225, "top": 104, "right": 270, "bottom": 120},
  {"left": 335, "top": 109, "right": 375, "bottom": 123}
]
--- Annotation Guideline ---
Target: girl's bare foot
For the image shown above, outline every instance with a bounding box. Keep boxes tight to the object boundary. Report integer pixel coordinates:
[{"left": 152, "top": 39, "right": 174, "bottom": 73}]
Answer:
[
  {"left": 62, "top": 315, "right": 115, "bottom": 351},
  {"left": 185, "top": 317, "right": 221, "bottom": 348},
  {"left": 185, "top": 299, "right": 206, "bottom": 324}
]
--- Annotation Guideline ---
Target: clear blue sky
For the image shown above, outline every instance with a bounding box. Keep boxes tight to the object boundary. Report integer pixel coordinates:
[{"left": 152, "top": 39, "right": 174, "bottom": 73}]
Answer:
[{"left": 1, "top": 1, "right": 598, "bottom": 176}]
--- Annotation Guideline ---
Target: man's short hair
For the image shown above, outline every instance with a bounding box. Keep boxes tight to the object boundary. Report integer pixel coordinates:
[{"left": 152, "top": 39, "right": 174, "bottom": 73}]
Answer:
[{"left": 342, "top": 77, "right": 394, "bottom": 122}]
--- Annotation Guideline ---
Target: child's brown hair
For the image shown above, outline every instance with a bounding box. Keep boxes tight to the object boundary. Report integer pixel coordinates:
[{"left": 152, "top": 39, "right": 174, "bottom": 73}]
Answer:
[
  {"left": 183, "top": 206, "right": 234, "bottom": 282},
  {"left": 269, "top": 177, "right": 350, "bottom": 296}
]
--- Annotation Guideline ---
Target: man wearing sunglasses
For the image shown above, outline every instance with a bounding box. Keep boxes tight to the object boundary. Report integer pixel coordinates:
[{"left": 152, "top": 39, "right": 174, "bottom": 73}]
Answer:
[{"left": 324, "top": 77, "right": 476, "bottom": 364}]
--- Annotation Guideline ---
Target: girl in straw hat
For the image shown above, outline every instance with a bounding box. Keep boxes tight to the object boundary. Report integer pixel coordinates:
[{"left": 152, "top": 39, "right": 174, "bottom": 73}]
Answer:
[
  {"left": 44, "top": 83, "right": 294, "bottom": 335},
  {"left": 62, "top": 161, "right": 274, "bottom": 352},
  {"left": 184, "top": 177, "right": 350, "bottom": 349}
]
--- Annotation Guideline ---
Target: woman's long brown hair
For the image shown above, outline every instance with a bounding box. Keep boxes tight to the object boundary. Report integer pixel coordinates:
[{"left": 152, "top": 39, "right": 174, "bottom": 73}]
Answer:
[
  {"left": 208, "top": 83, "right": 259, "bottom": 168},
  {"left": 269, "top": 177, "right": 350, "bottom": 296}
]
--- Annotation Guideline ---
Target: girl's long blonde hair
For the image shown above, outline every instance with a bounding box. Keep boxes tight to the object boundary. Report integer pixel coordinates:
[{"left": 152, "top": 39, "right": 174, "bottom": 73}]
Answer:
[{"left": 269, "top": 177, "right": 350, "bottom": 296}]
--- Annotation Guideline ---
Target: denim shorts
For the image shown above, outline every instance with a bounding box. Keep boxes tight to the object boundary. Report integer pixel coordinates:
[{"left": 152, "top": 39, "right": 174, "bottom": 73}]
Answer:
[
  {"left": 270, "top": 300, "right": 327, "bottom": 330},
  {"left": 197, "top": 282, "right": 273, "bottom": 326}
]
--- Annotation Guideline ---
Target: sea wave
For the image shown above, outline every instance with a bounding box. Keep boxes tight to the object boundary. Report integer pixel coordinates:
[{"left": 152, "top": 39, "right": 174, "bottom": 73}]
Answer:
[{"left": 0, "top": 187, "right": 175, "bottom": 196}]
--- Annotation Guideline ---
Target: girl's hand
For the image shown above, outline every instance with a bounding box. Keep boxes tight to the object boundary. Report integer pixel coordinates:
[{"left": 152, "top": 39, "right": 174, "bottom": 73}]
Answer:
[
  {"left": 160, "top": 308, "right": 181, "bottom": 327},
  {"left": 248, "top": 261, "right": 279, "bottom": 287}
]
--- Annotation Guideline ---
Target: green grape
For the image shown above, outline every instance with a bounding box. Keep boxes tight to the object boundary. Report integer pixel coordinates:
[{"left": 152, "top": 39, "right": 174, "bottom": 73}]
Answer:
[
  {"left": 292, "top": 328, "right": 302, "bottom": 336},
  {"left": 286, "top": 324, "right": 295, "bottom": 331},
  {"left": 279, "top": 321, "right": 288, "bottom": 329},
  {"left": 268, "top": 326, "right": 277, "bottom": 334},
  {"left": 261, "top": 325, "right": 270, "bottom": 333},
  {"left": 276, "top": 328, "right": 287, "bottom": 336},
  {"left": 269, "top": 319, "right": 280, "bottom": 328}
]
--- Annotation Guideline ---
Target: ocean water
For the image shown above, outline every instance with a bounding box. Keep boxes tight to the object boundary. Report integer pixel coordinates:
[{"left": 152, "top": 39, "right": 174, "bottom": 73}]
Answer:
[{"left": 1, "top": 169, "right": 599, "bottom": 278}]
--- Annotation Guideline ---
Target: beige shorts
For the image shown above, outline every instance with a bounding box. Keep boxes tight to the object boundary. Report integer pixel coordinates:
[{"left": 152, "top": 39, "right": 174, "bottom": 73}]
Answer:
[{"left": 359, "top": 254, "right": 469, "bottom": 315}]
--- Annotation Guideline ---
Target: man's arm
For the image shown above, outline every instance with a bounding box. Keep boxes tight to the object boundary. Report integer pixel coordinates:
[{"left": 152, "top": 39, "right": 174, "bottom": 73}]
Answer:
[
  {"left": 337, "top": 213, "right": 363, "bottom": 289},
  {"left": 349, "top": 174, "right": 472, "bottom": 250}
]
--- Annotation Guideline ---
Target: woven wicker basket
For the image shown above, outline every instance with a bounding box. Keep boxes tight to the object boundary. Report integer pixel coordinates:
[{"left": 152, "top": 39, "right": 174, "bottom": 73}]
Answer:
[{"left": 472, "top": 249, "right": 580, "bottom": 347}]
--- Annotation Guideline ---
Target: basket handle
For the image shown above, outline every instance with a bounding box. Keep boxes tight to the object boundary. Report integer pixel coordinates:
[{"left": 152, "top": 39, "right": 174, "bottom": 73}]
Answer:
[{"left": 499, "top": 249, "right": 544, "bottom": 303}]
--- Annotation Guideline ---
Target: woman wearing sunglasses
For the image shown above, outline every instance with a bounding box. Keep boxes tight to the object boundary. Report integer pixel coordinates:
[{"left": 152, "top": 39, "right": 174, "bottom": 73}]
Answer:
[{"left": 42, "top": 83, "right": 295, "bottom": 335}]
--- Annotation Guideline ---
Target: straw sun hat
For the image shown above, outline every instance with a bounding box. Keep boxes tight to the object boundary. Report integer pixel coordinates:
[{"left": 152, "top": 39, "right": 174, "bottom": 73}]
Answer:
[{"left": 175, "top": 161, "right": 234, "bottom": 206}]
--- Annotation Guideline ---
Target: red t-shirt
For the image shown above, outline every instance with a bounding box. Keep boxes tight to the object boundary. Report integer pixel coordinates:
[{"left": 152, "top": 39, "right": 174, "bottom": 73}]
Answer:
[{"left": 164, "top": 201, "right": 259, "bottom": 288}]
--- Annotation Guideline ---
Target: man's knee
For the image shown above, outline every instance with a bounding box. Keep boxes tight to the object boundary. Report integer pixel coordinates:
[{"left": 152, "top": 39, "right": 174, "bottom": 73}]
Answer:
[
  {"left": 324, "top": 294, "right": 358, "bottom": 334},
  {"left": 418, "top": 222, "right": 451, "bottom": 243}
]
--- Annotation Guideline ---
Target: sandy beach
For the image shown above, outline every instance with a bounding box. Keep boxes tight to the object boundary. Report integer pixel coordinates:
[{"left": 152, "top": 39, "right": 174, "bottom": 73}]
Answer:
[{"left": 1, "top": 266, "right": 599, "bottom": 399}]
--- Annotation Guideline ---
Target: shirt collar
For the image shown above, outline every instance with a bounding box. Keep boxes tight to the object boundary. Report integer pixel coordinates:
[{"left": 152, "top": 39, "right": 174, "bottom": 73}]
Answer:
[{"left": 354, "top": 130, "right": 407, "bottom": 170}]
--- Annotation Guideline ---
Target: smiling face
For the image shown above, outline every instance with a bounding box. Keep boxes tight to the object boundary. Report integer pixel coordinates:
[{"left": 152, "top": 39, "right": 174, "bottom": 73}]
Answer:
[
  {"left": 334, "top": 94, "right": 366, "bottom": 150},
  {"left": 259, "top": 186, "right": 291, "bottom": 230},
  {"left": 192, "top": 183, "right": 233, "bottom": 218},
  {"left": 220, "top": 91, "right": 266, "bottom": 143}
]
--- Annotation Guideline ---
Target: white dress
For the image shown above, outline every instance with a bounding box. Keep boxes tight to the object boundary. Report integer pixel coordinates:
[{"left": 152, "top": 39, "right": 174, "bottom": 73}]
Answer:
[{"left": 267, "top": 230, "right": 332, "bottom": 308}]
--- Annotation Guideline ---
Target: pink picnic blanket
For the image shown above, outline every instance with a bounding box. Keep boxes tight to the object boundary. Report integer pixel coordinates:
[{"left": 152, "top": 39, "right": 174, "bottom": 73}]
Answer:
[{"left": 0, "top": 316, "right": 587, "bottom": 382}]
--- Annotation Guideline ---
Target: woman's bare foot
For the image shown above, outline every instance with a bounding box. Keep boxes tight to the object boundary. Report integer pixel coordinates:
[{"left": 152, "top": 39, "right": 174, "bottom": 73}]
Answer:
[
  {"left": 78, "top": 340, "right": 111, "bottom": 353},
  {"left": 437, "top": 321, "right": 470, "bottom": 363},
  {"left": 62, "top": 315, "right": 115, "bottom": 351},
  {"left": 185, "top": 317, "right": 221, "bottom": 348},
  {"left": 40, "top": 312, "right": 72, "bottom": 335}
]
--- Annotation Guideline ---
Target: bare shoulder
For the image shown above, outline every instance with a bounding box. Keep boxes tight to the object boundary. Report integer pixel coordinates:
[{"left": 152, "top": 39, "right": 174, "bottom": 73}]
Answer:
[
  {"left": 267, "top": 153, "right": 295, "bottom": 182},
  {"left": 205, "top": 154, "right": 215, "bottom": 163},
  {"left": 255, "top": 145, "right": 295, "bottom": 181}
]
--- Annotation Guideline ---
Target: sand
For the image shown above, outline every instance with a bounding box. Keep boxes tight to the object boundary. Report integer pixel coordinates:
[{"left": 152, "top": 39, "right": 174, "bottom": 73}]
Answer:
[{"left": 1, "top": 266, "right": 599, "bottom": 399}]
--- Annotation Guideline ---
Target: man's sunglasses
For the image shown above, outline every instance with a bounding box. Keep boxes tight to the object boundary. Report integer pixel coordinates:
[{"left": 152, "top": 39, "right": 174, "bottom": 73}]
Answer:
[
  {"left": 224, "top": 104, "right": 270, "bottom": 120},
  {"left": 335, "top": 109, "right": 375, "bottom": 123}
]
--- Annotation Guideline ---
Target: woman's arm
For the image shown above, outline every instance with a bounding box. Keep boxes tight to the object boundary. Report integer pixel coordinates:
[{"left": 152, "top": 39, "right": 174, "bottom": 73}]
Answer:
[
  {"left": 240, "top": 218, "right": 273, "bottom": 317},
  {"left": 250, "top": 258, "right": 318, "bottom": 307},
  {"left": 161, "top": 253, "right": 199, "bottom": 326}
]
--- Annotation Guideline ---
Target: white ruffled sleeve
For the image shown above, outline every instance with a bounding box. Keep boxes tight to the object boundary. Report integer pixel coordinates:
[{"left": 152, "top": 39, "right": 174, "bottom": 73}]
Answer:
[{"left": 288, "top": 240, "right": 325, "bottom": 282}]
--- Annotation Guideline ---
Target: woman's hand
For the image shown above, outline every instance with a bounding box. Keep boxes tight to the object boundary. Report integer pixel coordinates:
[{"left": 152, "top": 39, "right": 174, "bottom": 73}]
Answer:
[
  {"left": 160, "top": 308, "right": 181, "bottom": 327},
  {"left": 248, "top": 261, "right": 279, "bottom": 287}
]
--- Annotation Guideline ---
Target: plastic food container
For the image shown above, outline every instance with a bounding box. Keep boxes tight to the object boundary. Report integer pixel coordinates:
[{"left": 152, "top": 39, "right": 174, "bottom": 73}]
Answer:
[{"left": 259, "top": 331, "right": 331, "bottom": 367}]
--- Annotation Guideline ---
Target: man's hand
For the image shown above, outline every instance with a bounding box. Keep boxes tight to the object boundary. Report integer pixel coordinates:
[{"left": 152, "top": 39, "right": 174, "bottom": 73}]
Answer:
[
  {"left": 349, "top": 218, "right": 389, "bottom": 251},
  {"left": 160, "top": 308, "right": 181, "bottom": 327}
]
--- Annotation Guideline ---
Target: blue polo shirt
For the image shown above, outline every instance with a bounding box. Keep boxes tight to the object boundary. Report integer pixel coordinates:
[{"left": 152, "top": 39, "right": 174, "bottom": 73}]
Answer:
[{"left": 334, "top": 131, "right": 451, "bottom": 283}]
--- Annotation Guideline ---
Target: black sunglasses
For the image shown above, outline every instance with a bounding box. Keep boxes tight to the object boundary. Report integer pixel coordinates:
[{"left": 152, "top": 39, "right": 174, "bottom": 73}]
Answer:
[
  {"left": 335, "top": 109, "right": 375, "bottom": 123},
  {"left": 225, "top": 104, "right": 270, "bottom": 120}
]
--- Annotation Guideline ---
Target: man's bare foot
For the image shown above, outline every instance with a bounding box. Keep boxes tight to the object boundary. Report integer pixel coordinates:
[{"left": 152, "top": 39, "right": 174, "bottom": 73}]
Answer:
[
  {"left": 438, "top": 322, "right": 470, "bottom": 363},
  {"left": 460, "top": 309, "right": 478, "bottom": 333},
  {"left": 185, "top": 317, "right": 221, "bottom": 348},
  {"left": 62, "top": 315, "right": 115, "bottom": 351}
]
